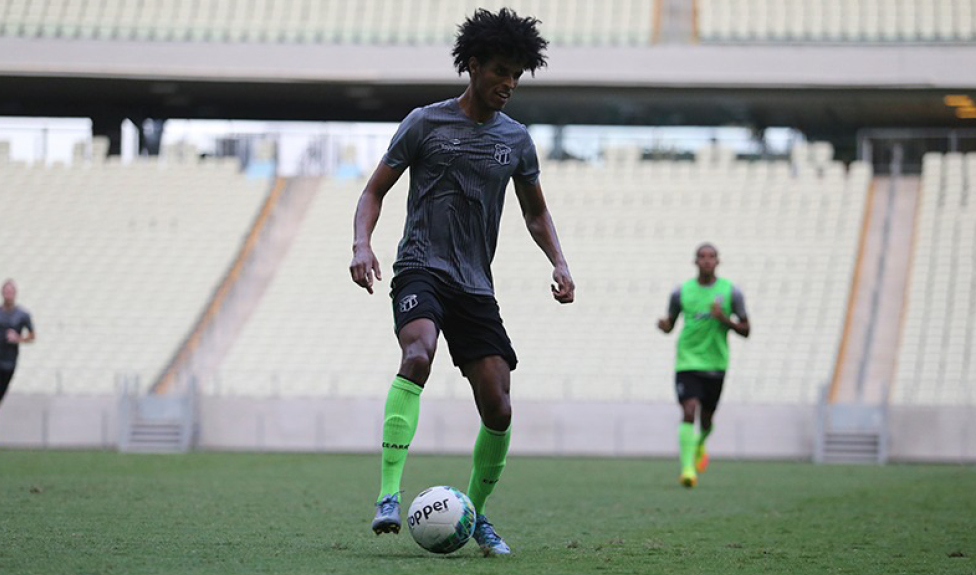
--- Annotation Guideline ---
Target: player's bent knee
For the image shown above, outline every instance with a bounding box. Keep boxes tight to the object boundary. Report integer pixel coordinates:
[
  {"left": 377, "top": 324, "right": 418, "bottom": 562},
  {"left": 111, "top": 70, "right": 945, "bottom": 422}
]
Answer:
[
  {"left": 483, "top": 414, "right": 511, "bottom": 432},
  {"left": 681, "top": 399, "right": 699, "bottom": 421},
  {"left": 482, "top": 400, "right": 511, "bottom": 431},
  {"left": 399, "top": 348, "right": 434, "bottom": 382}
]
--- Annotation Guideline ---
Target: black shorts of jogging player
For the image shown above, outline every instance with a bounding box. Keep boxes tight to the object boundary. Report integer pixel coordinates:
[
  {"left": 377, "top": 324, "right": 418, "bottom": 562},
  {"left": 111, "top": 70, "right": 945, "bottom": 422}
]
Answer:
[{"left": 675, "top": 370, "right": 725, "bottom": 412}]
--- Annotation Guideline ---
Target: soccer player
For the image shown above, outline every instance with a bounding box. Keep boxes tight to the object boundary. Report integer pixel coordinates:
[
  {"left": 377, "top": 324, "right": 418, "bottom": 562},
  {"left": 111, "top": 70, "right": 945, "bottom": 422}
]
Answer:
[
  {"left": 349, "top": 8, "right": 574, "bottom": 554},
  {"left": 657, "top": 244, "right": 749, "bottom": 488},
  {"left": 0, "top": 279, "right": 35, "bottom": 407}
]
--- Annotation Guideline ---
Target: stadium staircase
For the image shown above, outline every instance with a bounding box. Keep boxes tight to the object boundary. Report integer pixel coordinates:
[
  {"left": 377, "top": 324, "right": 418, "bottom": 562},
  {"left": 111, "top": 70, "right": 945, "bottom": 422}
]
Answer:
[
  {"left": 658, "top": 0, "right": 695, "bottom": 43},
  {"left": 118, "top": 375, "right": 196, "bottom": 452},
  {"left": 815, "top": 386, "right": 889, "bottom": 464},
  {"left": 118, "top": 176, "right": 320, "bottom": 452},
  {"left": 816, "top": 159, "right": 920, "bottom": 463}
]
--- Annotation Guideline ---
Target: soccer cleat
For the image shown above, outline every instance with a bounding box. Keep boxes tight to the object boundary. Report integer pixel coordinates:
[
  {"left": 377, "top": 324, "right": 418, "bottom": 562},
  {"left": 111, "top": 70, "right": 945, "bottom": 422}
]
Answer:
[
  {"left": 680, "top": 470, "right": 698, "bottom": 488},
  {"left": 371, "top": 493, "right": 401, "bottom": 535},
  {"left": 695, "top": 445, "right": 710, "bottom": 473},
  {"left": 473, "top": 514, "right": 511, "bottom": 554}
]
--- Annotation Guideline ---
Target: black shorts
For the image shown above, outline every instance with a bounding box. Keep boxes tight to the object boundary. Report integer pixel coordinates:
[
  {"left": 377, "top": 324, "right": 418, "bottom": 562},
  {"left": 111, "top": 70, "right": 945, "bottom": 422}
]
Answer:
[
  {"left": 675, "top": 371, "right": 725, "bottom": 411},
  {"left": 390, "top": 270, "right": 517, "bottom": 373},
  {"left": 0, "top": 367, "right": 14, "bottom": 403}
]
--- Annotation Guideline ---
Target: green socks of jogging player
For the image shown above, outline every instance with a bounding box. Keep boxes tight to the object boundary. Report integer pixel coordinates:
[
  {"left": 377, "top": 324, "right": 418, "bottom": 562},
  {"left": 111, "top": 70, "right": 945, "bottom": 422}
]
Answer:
[
  {"left": 698, "top": 425, "right": 712, "bottom": 450},
  {"left": 678, "top": 422, "right": 698, "bottom": 475},
  {"left": 378, "top": 376, "right": 423, "bottom": 501},
  {"left": 467, "top": 424, "right": 511, "bottom": 515}
]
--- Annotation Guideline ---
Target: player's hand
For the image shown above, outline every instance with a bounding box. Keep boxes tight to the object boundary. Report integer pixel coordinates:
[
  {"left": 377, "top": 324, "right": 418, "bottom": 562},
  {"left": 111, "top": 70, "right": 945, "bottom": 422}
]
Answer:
[
  {"left": 710, "top": 301, "right": 725, "bottom": 319},
  {"left": 349, "top": 246, "right": 382, "bottom": 295},
  {"left": 6, "top": 328, "right": 19, "bottom": 343},
  {"left": 711, "top": 302, "right": 735, "bottom": 327},
  {"left": 551, "top": 265, "right": 575, "bottom": 304},
  {"left": 657, "top": 317, "right": 672, "bottom": 332}
]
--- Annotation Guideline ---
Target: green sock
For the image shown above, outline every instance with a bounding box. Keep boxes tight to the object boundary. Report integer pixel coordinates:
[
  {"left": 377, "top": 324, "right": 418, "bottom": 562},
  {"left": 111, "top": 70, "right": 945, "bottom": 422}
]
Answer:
[
  {"left": 378, "top": 376, "right": 423, "bottom": 501},
  {"left": 698, "top": 426, "right": 713, "bottom": 450},
  {"left": 466, "top": 424, "right": 511, "bottom": 516},
  {"left": 678, "top": 422, "right": 698, "bottom": 474}
]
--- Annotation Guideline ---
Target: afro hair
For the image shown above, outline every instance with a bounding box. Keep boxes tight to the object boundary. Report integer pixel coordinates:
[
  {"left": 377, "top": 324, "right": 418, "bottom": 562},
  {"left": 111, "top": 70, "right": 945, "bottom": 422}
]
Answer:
[{"left": 452, "top": 8, "right": 549, "bottom": 76}]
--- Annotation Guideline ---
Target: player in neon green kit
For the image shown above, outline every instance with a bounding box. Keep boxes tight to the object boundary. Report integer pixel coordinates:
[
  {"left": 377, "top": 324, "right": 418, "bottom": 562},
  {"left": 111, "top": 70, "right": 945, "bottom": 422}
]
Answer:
[{"left": 658, "top": 243, "right": 749, "bottom": 487}]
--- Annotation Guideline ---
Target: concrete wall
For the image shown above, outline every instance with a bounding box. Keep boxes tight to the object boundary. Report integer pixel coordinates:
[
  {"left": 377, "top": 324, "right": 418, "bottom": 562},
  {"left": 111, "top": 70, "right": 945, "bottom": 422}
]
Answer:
[
  {"left": 888, "top": 406, "right": 976, "bottom": 462},
  {"left": 1, "top": 393, "right": 973, "bottom": 462},
  {"left": 0, "top": 393, "right": 117, "bottom": 449},
  {"left": 2, "top": 38, "right": 976, "bottom": 89}
]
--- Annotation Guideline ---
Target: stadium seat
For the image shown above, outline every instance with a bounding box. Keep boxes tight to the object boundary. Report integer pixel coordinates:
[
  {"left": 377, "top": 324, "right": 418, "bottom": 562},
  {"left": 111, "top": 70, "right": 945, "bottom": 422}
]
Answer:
[
  {"left": 695, "top": 0, "right": 976, "bottom": 43},
  {"left": 893, "top": 152, "right": 976, "bottom": 406},
  {"left": 215, "top": 143, "right": 869, "bottom": 405},
  {"left": 0, "top": 0, "right": 660, "bottom": 47},
  {"left": 0, "top": 138, "right": 269, "bottom": 395}
]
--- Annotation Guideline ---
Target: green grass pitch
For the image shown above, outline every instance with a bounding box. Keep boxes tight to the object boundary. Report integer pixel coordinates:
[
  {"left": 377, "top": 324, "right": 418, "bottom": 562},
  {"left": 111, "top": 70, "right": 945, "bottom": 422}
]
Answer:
[{"left": 0, "top": 450, "right": 973, "bottom": 574}]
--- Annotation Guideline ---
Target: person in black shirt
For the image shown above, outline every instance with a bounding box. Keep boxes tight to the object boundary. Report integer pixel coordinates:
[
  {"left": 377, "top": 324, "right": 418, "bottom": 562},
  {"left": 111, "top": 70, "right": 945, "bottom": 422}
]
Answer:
[
  {"left": 0, "top": 280, "right": 35, "bottom": 405},
  {"left": 350, "top": 8, "right": 574, "bottom": 554}
]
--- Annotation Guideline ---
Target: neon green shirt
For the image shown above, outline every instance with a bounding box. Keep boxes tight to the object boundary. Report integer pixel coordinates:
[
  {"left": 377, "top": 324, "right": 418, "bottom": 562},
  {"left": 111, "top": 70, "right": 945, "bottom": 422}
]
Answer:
[{"left": 669, "top": 277, "right": 746, "bottom": 372}]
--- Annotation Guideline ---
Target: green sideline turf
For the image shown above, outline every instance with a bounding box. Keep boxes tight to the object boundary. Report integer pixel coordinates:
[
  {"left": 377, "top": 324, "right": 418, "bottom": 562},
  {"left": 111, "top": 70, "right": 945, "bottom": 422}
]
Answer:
[{"left": 0, "top": 450, "right": 972, "bottom": 575}]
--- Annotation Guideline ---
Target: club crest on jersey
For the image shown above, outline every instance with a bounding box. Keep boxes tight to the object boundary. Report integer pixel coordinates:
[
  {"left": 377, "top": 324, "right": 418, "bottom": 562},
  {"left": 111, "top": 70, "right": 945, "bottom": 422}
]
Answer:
[
  {"left": 494, "top": 144, "right": 512, "bottom": 165},
  {"left": 398, "top": 294, "right": 419, "bottom": 313}
]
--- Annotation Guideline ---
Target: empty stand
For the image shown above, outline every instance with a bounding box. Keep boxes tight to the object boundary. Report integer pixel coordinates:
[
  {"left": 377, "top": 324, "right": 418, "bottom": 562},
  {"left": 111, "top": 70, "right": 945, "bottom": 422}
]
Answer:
[
  {"left": 216, "top": 176, "right": 409, "bottom": 398},
  {"left": 6, "top": 1, "right": 973, "bottom": 46},
  {"left": 494, "top": 146, "right": 869, "bottom": 405},
  {"left": 0, "top": 139, "right": 269, "bottom": 394},
  {"left": 0, "top": 0, "right": 658, "bottom": 46},
  {"left": 893, "top": 152, "right": 976, "bottom": 405},
  {"left": 697, "top": 0, "right": 976, "bottom": 43},
  {"left": 215, "top": 144, "right": 870, "bottom": 404}
]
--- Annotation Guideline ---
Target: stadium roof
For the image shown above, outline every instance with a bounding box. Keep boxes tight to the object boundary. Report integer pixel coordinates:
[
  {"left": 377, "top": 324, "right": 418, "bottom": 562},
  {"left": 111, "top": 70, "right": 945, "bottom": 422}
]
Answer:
[{"left": 2, "top": 39, "right": 976, "bottom": 140}]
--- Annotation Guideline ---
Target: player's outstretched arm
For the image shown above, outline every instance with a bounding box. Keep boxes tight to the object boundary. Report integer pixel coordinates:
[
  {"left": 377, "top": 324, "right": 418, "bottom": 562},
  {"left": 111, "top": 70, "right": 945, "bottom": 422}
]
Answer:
[
  {"left": 350, "top": 162, "right": 405, "bottom": 294},
  {"left": 513, "top": 179, "right": 574, "bottom": 304}
]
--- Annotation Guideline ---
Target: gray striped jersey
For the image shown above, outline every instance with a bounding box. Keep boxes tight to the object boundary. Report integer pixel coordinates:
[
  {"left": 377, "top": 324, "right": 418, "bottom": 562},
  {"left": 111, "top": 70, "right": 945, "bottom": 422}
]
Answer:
[{"left": 383, "top": 98, "right": 540, "bottom": 296}]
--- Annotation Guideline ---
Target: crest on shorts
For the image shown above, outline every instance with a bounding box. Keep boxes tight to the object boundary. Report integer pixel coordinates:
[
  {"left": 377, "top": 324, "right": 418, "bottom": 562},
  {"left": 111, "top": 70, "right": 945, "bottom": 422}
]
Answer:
[
  {"left": 494, "top": 144, "right": 512, "bottom": 165},
  {"left": 398, "top": 294, "right": 419, "bottom": 313}
]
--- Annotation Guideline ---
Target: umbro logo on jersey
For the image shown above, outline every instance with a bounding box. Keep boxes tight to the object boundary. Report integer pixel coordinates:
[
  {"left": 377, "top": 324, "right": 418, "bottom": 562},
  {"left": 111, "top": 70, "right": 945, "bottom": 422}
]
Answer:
[
  {"left": 494, "top": 144, "right": 512, "bottom": 165},
  {"left": 398, "top": 294, "right": 419, "bottom": 313}
]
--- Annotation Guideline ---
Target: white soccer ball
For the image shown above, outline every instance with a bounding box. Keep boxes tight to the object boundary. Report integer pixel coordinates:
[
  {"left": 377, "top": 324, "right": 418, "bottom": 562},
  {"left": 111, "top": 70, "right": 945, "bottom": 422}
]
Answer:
[{"left": 406, "top": 485, "right": 476, "bottom": 554}]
